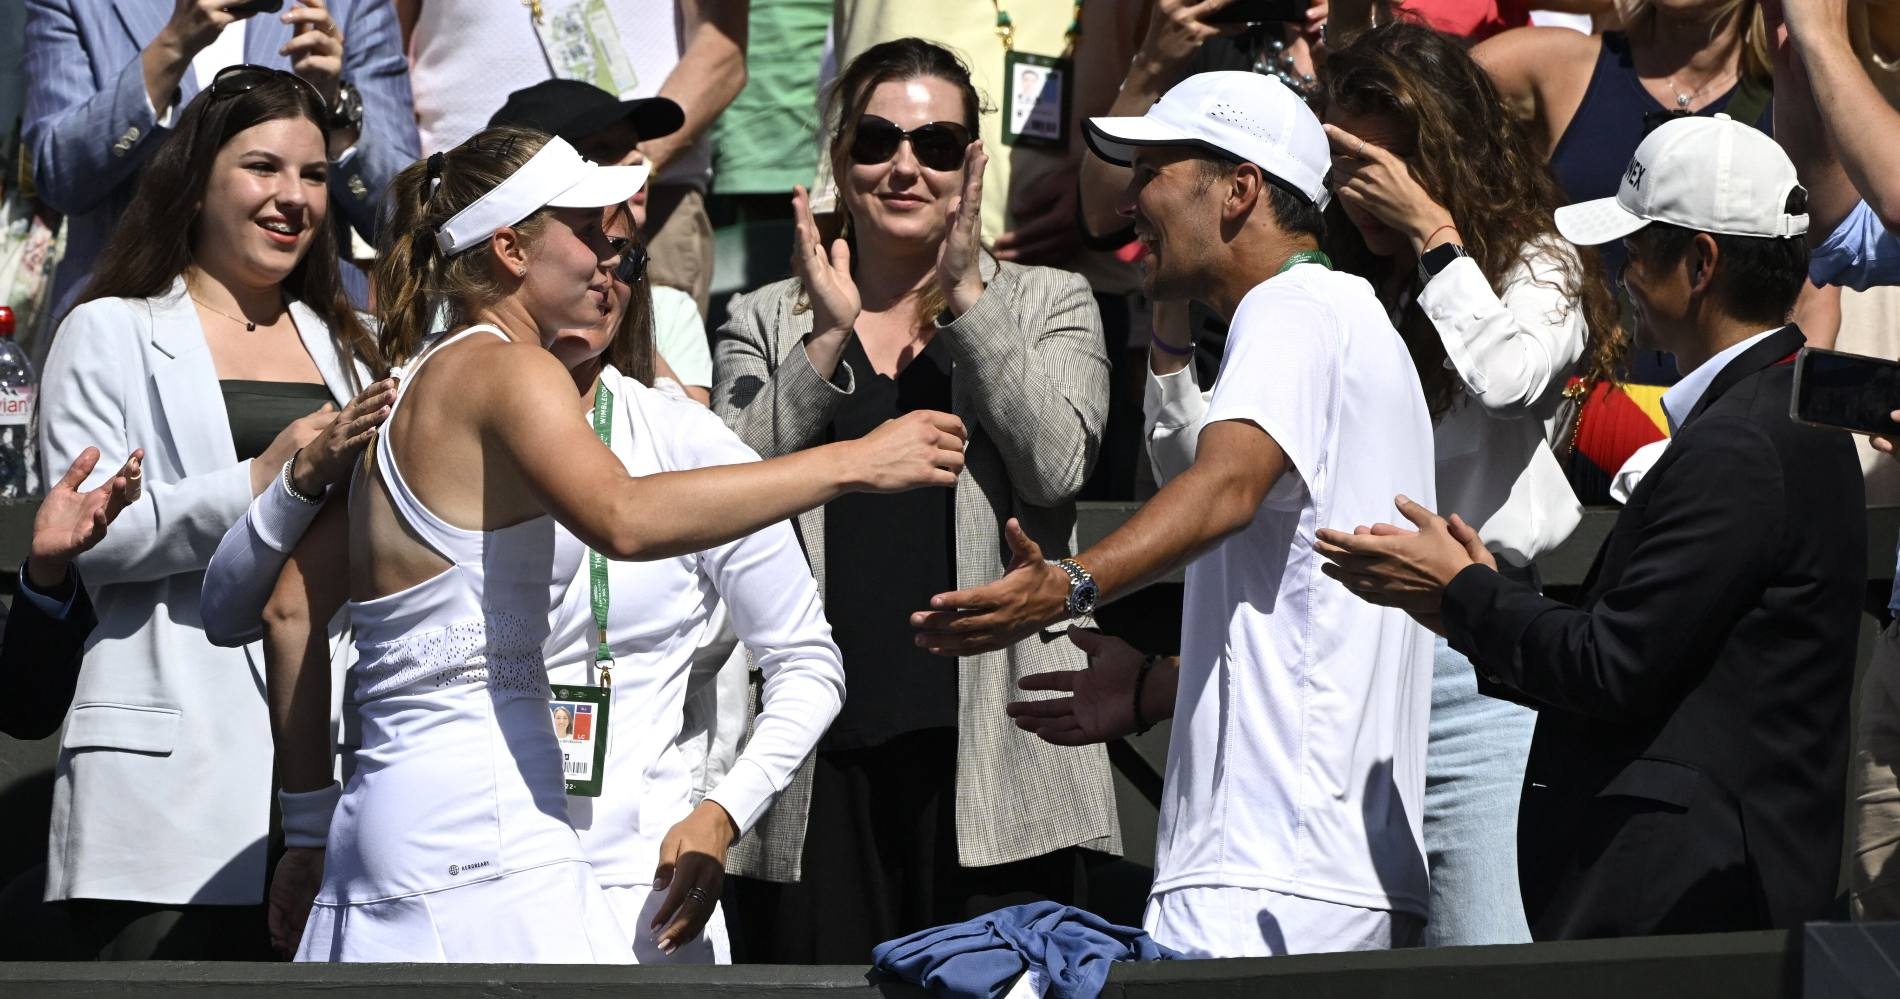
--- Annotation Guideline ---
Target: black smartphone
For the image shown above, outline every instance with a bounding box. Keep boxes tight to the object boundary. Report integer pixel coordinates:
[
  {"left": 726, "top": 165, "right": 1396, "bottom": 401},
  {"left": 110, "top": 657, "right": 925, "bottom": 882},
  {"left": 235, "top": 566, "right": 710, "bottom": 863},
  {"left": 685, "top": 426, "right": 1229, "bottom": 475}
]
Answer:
[
  {"left": 224, "top": 0, "right": 285, "bottom": 15},
  {"left": 1204, "top": 0, "right": 1312, "bottom": 25},
  {"left": 1790, "top": 346, "right": 1900, "bottom": 436}
]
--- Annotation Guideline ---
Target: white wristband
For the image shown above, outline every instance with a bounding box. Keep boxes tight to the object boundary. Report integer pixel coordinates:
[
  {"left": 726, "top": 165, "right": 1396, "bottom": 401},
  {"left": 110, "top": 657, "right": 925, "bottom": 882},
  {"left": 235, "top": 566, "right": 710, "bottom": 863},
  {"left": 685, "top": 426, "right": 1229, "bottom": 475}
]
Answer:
[{"left": 279, "top": 781, "right": 342, "bottom": 849}]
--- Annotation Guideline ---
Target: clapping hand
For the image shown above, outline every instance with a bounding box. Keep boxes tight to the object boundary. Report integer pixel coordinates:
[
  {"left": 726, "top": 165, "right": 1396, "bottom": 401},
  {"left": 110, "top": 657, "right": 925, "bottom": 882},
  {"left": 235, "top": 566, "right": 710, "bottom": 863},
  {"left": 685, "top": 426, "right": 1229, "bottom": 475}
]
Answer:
[
  {"left": 1314, "top": 496, "right": 1494, "bottom": 625},
  {"left": 1323, "top": 124, "right": 1459, "bottom": 257},
  {"left": 937, "top": 141, "right": 989, "bottom": 316},
  {"left": 27, "top": 447, "right": 143, "bottom": 591},
  {"left": 790, "top": 184, "right": 860, "bottom": 343}
]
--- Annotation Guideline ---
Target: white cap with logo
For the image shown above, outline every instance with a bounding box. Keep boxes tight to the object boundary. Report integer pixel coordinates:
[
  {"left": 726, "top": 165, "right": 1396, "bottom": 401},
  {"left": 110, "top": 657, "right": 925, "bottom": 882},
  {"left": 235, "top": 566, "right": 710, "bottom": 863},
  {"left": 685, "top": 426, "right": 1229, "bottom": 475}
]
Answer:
[
  {"left": 1554, "top": 114, "right": 1807, "bottom": 246},
  {"left": 1083, "top": 71, "right": 1331, "bottom": 209}
]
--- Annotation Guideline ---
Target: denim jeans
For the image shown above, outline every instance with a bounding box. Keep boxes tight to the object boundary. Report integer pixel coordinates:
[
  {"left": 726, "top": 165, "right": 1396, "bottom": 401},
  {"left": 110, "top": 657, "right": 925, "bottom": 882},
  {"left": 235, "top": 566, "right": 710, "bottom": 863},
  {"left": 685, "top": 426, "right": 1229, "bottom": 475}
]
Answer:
[{"left": 1422, "top": 636, "right": 1536, "bottom": 945}]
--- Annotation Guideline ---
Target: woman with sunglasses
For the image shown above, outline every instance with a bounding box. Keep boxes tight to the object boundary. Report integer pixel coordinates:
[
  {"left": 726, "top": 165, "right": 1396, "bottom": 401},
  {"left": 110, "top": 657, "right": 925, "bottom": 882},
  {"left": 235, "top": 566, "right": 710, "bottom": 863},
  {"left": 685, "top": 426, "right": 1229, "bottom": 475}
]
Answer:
[
  {"left": 33, "top": 67, "right": 394, "bottom": 960},
  {"left": 263, "top": 124, "right": 959, "bottom": 963},
  {"left": 712, "top": 38, "right": 1116, "bottom": 963}
]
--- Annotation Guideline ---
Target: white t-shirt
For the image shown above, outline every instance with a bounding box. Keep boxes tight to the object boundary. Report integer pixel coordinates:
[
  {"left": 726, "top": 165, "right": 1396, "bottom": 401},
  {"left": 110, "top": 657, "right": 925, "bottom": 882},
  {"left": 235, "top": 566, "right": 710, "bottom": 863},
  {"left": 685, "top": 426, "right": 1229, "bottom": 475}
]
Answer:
[
  {"left": 652, "top": 285, "right": 712, "bottom": 389},
  {"left": 1155, "top": 263, "right": 1437, "bottom": 921}
]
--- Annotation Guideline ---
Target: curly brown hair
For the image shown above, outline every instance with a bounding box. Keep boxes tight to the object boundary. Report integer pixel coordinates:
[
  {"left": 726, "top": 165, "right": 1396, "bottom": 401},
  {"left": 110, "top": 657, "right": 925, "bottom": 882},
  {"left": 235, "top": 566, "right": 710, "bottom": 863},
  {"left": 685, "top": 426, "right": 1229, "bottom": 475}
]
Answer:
[{"left": 1321, "top": 20, "right": 1628, "bottom": 419}]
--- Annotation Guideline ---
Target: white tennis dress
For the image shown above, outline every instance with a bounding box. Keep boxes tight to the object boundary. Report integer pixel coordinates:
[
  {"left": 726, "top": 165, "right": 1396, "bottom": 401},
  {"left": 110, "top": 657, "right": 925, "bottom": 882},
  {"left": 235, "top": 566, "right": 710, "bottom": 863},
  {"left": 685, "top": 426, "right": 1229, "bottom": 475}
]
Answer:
[{"left": 297, "top": 326, "right": 631, "bottom": 963}]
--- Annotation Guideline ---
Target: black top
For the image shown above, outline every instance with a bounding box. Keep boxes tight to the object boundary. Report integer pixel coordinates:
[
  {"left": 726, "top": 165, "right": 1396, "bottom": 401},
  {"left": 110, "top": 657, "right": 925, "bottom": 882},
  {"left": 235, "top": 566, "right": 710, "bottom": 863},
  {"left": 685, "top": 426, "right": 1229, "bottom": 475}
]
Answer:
[
  {"left": 1443, "top": 326, "right": 1863, "bottom": 939},
  {"left": 220, "top": 380, "right": 334, "bottom": 461},
  {"left": 821, "top": 334, "right": 957, "bottom": 751},
  {"left": 1547, "top": 31, "right": 1775, "bottom": 385}
]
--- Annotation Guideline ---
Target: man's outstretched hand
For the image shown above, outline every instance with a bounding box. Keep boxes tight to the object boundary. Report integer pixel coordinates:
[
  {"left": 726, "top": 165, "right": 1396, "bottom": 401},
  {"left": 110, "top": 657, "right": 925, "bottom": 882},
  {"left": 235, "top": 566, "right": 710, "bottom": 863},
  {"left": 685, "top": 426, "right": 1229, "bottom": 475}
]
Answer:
[{"left": 911, "top": 518, "right": 1070, "bottom": 656}]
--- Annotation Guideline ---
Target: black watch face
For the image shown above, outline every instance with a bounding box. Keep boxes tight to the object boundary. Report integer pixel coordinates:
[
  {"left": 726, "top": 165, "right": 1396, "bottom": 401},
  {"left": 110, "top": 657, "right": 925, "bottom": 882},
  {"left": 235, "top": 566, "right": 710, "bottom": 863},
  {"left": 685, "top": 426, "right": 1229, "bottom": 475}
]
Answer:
[{"left": 1072, "top": 579, "right": 1100, "bottom": 615}]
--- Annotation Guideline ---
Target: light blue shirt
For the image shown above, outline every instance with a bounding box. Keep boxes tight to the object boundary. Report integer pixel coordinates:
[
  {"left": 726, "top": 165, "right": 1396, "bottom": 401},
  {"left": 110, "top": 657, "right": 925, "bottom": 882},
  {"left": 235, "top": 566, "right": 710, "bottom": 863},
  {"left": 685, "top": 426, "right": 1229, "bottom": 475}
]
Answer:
[
  {"left": 1811, "top": 200, "right": 1900, "bottom": 291},
  {"left": 1659, "top": 329, "right": 1781, "bottom": 435},
  {"left": 15, "top": 563, "right": 77, "bottom": 621}
]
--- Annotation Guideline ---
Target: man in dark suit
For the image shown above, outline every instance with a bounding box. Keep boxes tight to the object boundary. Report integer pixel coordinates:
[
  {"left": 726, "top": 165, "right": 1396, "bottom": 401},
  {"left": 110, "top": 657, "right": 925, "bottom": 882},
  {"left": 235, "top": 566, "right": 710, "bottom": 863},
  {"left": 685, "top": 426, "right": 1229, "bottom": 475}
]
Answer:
[
  {"left": 1312, "top": 114, "right": 1865, "bottom": 940},
  {"left": 0, "top": 447, "right": 141, "bottom": 740}
]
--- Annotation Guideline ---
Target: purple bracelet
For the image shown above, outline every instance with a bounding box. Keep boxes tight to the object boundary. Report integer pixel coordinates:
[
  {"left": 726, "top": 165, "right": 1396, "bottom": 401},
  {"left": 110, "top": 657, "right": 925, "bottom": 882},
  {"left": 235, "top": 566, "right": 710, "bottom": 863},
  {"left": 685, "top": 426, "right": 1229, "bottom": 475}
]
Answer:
[{"left": 1149, "top": 335, "right": 1194, "bottom": 358}]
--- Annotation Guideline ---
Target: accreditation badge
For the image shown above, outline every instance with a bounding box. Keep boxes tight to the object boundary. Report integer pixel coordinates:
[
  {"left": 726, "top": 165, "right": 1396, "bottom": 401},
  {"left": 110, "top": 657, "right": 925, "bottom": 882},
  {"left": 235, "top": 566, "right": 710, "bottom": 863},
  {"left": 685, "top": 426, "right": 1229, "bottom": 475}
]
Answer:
[
  {"left": 1001, "top": 51, "right": 1071, "bottom": 150},
  {"left": 550, "top": 684, "right": 610, "bottom": 797},
  {"left": 532, "top": 0, "right": 641, "bottom": 98}
]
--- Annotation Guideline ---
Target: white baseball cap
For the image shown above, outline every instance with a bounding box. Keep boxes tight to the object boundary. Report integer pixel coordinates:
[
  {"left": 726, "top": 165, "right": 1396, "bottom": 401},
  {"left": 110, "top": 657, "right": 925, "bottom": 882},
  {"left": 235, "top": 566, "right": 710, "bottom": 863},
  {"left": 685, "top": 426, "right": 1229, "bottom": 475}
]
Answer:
[
  {"left": 1084, "top": 71, "right": 1331, "bottom": 208},
  {"left": 435, "top": 135, "right": 649, "bottom": 256},
  {"left": 1554, "top": 114, "right": 1807, "bottom": 246}
]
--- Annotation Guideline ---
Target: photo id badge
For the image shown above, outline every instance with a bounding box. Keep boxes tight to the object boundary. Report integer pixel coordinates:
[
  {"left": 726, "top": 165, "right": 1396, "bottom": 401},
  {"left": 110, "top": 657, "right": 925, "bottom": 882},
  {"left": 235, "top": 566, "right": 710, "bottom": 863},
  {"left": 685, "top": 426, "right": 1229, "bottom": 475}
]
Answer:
[
  {"left": 549, "top": 685, "right": 610, "bottom": 797},
  {"left": 532, "top": 0, "right": 641, "bottom": 98},
  {"left": 1002, "top": 51, "right": 1071, "bottom": 150}
]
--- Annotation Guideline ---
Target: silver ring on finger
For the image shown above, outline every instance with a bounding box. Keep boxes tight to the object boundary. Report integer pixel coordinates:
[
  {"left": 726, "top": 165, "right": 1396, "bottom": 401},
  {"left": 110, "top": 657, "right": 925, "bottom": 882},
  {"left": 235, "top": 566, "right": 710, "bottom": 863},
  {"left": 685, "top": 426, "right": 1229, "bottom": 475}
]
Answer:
[
  {"left": 1355, "top": 139, "right": 1366, "bottom": 157},
  {"left": 685, "top": 887, "right": 709, "bottom": 905}
]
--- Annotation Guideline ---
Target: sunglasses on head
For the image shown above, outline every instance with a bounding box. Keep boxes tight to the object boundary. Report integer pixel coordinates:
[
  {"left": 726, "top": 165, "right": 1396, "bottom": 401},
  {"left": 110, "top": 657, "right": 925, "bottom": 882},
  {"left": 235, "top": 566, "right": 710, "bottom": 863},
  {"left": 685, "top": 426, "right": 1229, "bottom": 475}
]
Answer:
[
  {"left": 607, "top": 236, "right": 648, "bottom": 284},
  {"left": 207, "top": 64, "right": 326, "bottom": 109},
  {"left": 847, "top": 115, "right": 972, "bottom": 172}
]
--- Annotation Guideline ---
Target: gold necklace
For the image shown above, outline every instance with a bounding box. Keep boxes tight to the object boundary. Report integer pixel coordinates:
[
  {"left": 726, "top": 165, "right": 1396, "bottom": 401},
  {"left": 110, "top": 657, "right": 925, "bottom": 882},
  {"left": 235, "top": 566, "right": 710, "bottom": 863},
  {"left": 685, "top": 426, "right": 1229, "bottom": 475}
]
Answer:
[{"left": 190, "top": 294, "right": 279, "bottom": 332}]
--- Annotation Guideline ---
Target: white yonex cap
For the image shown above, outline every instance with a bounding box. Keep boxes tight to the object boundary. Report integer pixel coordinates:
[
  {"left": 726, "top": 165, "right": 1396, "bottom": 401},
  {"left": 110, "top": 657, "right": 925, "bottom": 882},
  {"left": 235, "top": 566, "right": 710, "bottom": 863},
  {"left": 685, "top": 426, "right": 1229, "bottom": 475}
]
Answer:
[
  {"left": 1554, "top": 114, "right": 1807, "bottom": 246},
  {"left": 1084, "top": 71, "right": 1331, "bottom": 208},
  {"left": 435, "top": 136, "right": 649, "bottom": 256}
]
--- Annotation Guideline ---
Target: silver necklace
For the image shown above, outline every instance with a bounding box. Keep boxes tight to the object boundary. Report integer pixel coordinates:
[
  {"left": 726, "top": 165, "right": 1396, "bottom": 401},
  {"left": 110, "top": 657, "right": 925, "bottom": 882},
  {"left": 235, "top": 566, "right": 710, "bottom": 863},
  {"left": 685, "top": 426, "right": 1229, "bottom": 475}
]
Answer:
[{"left": 1665, "top": 66, "right": 1736, "bottom": 109}]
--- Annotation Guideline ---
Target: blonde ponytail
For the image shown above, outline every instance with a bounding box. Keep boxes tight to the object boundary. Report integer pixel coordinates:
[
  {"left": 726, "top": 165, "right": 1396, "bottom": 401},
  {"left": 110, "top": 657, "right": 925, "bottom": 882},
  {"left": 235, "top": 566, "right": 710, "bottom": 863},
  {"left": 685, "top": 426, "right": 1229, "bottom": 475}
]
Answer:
[{"left": 373, "top": 127, "right": 553, "bottom": 365}]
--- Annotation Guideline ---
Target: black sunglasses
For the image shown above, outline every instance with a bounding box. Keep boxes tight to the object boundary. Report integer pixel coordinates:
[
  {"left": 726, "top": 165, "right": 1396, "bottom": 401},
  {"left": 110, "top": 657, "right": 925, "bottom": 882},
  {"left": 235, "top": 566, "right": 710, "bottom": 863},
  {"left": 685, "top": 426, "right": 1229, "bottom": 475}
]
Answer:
[
  {"left": 208, "top": 64, "right": 326, "bottom": 109},
  {"left": 847, "top": 115, "right": 972, "bottom": 172},
  {"left": 607, "top": 236, "right": 648, "bottom": 284}
]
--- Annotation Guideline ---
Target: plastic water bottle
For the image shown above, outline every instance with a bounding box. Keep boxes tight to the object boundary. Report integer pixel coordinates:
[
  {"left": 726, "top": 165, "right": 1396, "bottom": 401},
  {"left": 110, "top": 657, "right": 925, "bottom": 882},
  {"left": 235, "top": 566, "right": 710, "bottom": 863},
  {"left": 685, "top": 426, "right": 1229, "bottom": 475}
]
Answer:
[{"left": 0, "top": 306, "right": 38, "bottom": 497}]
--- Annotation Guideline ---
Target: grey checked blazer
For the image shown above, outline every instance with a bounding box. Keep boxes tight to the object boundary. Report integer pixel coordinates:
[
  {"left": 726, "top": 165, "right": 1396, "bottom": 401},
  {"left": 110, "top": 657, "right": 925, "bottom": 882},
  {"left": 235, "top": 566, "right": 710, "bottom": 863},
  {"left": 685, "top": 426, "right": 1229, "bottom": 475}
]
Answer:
[{"left": 714, "top": 256, "right": 1121, "bottom": 879}]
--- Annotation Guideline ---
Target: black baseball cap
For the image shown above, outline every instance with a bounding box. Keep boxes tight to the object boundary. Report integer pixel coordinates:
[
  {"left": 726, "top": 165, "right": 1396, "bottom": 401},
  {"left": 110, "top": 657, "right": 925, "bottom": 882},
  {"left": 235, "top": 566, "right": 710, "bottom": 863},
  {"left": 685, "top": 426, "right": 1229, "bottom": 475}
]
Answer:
[{"left": 488, "top": 79, "right": 684, "bottom": 145}]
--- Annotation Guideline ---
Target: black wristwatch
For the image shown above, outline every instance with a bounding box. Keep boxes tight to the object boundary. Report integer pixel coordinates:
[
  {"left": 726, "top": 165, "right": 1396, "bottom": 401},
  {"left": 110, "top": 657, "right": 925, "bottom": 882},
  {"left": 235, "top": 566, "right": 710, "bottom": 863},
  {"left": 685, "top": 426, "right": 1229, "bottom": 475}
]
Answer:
[
  {"left": 1055, "top": 558, "right": 1099, "bottom": 617},
  {"left": 1418, "top": 241, "right": 1469, "bottom": 283},
  {"left": 328, "top": 81, "right": 364, "bottom": 132}
]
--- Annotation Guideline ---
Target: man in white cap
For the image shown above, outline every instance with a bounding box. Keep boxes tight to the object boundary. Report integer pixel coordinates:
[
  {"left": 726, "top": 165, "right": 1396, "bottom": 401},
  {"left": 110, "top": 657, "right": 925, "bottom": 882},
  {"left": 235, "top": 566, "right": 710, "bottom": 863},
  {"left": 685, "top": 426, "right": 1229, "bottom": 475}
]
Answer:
[
  {"left": 909, "top": 71, "right": 1438, "bottom": 956},
  {"left": 1314, "top": 114, "right": 1865, "bottom": 939}
]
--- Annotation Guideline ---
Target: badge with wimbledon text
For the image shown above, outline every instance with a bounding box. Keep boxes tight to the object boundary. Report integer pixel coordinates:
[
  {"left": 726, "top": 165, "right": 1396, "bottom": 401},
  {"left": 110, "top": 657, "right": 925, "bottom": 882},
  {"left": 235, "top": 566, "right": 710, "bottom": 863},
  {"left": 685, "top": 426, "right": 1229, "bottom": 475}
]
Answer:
[
  {"left": 549, "top": 685, "right": 610, "bottom": 797},
  {"left": 1001, "top": 51, "right": 1071, "bottom": 149}
]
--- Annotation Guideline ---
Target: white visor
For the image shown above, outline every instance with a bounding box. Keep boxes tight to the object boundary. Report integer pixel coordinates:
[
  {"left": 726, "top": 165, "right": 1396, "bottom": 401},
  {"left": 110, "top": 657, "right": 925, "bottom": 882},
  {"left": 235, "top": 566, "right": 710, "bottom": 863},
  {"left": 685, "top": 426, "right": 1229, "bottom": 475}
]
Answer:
[{"left": 434, "top": 136, "right": 649, "bottom": 256}]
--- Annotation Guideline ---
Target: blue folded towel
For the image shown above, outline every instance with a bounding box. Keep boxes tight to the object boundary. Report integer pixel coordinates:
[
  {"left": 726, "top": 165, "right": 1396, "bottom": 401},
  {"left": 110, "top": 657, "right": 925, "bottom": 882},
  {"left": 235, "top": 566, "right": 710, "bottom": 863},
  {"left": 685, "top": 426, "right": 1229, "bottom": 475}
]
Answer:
[{"left": 871, "top": 901, "right": 1183, "bottom": 999}]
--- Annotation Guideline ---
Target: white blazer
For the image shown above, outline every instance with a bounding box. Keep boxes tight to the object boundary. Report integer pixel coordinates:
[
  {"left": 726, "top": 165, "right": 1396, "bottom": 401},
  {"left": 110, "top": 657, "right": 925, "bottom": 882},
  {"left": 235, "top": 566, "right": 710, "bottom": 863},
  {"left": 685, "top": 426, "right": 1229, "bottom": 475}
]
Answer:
[{"left": 37, "top": 275, "right": 367, "bottom": 905}]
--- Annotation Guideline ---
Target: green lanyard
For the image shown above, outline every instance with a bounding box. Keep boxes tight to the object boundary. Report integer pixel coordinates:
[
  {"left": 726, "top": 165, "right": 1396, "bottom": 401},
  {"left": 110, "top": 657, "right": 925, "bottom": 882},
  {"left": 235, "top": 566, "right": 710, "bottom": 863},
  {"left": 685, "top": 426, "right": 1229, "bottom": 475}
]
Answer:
[
  {"left": 588, "top": 380, "right": 614, "bottom": 684},
  {"left": 1278, "top": 250, "right": 1332, "bottom": 273},
  {"left": 991, "top": 0, "right": 1083, "bottom": 56}
]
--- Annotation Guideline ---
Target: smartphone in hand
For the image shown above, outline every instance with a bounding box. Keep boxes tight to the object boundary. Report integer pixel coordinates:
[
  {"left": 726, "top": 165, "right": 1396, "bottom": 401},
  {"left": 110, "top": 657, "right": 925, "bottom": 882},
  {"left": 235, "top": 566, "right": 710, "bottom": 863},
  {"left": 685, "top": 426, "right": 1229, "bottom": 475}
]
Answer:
[
  {"left": 224, "top": 0, "right": 285, "bottom": 15},
  {"left": 1790, "top": 347, "right": 1900, "bottom": 436}
]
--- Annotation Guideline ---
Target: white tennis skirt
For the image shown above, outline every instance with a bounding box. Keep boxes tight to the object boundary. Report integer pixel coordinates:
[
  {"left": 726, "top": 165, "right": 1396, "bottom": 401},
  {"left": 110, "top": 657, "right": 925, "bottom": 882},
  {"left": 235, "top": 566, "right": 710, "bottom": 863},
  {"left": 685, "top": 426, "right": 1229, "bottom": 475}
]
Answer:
[{"left": 296, "top": 859, "right": 634, "bottom": 963}]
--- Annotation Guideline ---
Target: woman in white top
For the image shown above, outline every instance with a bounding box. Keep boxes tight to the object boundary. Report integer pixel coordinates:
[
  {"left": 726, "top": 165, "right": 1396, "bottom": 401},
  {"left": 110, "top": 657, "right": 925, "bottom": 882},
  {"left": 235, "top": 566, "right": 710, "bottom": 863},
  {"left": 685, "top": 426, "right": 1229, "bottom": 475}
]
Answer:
[
  {"left": 540, "top": 232, "right": 844, "bottom": 962},
  {"left": 35, "top": 67, "right": 394, "bottom": 960},
  {"left": 1143, "top": 24, "right": 1625, "bottom": 947},
  {"left": 292, "top": 125, "right": 960, "bottom": 963}
]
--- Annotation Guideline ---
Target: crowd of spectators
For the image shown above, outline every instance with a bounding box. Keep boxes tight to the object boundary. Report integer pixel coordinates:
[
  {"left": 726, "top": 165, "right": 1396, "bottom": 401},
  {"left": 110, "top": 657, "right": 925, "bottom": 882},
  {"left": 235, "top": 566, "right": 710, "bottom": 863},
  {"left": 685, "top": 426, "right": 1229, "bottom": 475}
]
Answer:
[{"left": 0, "top": 0, "right": 1899, "bottom": 973}]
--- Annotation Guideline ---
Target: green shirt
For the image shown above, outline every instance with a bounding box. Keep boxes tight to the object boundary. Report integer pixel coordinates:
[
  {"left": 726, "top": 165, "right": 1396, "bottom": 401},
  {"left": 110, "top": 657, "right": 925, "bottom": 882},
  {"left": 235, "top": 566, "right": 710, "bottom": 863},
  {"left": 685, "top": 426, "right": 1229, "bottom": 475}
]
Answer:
[{"left": 710, "top": 0, "right": 831, "bottom": 195}]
